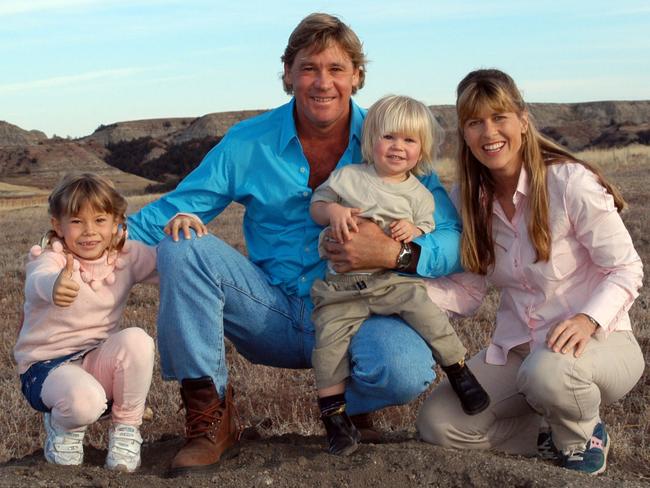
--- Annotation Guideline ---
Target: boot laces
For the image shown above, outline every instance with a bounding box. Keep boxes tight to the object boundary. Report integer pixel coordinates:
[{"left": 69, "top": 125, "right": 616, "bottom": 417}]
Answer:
[
  {"left": 185, "top": 400, "right": 225, "bottom": 439},
  {"left": 183, "top": 394, "right": 243, "bottom": 441}
]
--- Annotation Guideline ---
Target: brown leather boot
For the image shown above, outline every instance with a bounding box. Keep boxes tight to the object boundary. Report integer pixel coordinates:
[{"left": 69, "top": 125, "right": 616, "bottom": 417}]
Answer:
[
  {"left": 350, "top": 412, "right": 383, "bottom": 443},
  {"left": 169, "top": 377, "right": 241, "bottom": 477}
]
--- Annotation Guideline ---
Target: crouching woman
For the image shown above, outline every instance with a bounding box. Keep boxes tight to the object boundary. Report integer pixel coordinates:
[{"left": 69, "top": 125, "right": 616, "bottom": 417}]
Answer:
[{"left": 416, "top": 68, "right": 645, "bottom": 476}]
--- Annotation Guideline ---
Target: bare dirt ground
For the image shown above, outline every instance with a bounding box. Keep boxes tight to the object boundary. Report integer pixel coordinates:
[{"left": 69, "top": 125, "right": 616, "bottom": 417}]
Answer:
[
  {"left": 1, "top": 430, "right": 649, "bottom": 488},
  {"left": 1, "top": 150, "right": 649, "bottom": 487}
]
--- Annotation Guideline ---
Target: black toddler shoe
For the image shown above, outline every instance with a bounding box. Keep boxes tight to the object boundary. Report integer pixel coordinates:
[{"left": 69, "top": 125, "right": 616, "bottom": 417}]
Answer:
[
  {"left": 442, "top": 360, "right": 490, "bottom": 415},
  {"left": 321, "top": 409, "right": 361, "bottom": 456}
]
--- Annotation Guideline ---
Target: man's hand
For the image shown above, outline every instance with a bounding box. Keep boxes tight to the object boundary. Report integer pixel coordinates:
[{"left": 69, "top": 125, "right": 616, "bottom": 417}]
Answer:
[
  {"left": 164, "top": 214, "right": 208, "bottom": 242},
  {"left": 546, "top": 314, "right": 597, "bottom": 358},
  {"left": 323, "top": 220, "right": 400, "bottom": 273},
  {"left": 390, "top": 219, "right": 422, "bottom": 243},
  {"left": 53, "top": 254, "right": 80, "bottom": 307}
]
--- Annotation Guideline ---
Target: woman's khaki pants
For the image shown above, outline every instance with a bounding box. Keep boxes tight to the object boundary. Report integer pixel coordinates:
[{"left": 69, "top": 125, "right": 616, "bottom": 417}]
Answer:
[{"left": 416, "top": 331, "right": 644, "bottom": 454}]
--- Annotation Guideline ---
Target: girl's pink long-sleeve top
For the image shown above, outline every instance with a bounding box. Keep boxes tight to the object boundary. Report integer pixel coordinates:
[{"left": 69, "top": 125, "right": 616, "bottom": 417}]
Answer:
[
  {"left": 14, "top": 240, "right": 158, "bottom": 374},
  {"left": 426, "top": 162, "right": 643, "bottom": 365}
]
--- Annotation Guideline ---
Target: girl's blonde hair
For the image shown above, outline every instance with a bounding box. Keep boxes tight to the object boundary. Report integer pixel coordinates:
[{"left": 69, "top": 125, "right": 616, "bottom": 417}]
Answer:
[
  {"left": 456, "top": 69, "right": 625, "bottom": 275},
  {"left": 361, "top": 95, "right": 442, "bottom": 177},
  {"left": 45, "top": 173, "right": 128, "bottom": 252}
]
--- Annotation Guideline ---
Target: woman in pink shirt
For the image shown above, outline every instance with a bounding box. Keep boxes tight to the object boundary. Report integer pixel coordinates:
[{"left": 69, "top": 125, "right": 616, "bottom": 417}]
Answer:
[
  {"left": 416, "top": 69, "right": 644, "bottom": 476},
  {"left": 14, "top": 173, "right": 157, "bottom": 472}
]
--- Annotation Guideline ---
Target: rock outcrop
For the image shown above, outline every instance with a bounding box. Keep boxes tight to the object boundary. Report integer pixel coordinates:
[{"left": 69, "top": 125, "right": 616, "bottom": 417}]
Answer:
[
  {"left": 1, "top": 100, "right": 648, "bottom": 194},
  {"left": 0, "top": 121, "right": 47, "bottom": 146}
]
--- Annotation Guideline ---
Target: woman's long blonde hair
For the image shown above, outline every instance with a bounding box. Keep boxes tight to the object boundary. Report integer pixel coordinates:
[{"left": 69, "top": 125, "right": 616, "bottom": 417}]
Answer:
[{"left": 456, "top": 69, "right": 625, "bottom": 275}]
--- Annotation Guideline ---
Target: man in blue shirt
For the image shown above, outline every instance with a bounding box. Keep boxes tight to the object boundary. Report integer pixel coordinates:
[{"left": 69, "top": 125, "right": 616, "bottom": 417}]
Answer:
[{"left": 128, "top": 12, "right": 462, "bottom": 475}]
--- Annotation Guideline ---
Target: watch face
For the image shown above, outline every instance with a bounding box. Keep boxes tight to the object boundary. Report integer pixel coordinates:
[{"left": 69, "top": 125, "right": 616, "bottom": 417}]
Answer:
[{"left": 397, "top": 243, "right": 412, "bottom": 269}]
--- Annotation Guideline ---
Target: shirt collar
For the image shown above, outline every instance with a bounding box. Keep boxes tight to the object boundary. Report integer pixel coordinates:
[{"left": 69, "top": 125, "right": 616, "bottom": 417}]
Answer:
[
  {"left": 511, "top": 163, "right": 529, "bottom": 207},
  {"left": 349, "top": 99, "right": 365, "bottom": 144},
  {"left": 278, "top": 99, "right": 297, "bottom": 153},
  {"left": 516, "top": 164, "right": 529, "bottom": 197},
  {"left": 278, "top": 98, "right": 365, "bottom": 154}
]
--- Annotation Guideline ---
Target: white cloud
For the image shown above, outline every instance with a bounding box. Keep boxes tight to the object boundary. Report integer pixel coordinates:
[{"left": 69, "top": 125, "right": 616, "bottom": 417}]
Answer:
[
  {"left": 0, "top": 0, "right": 99, "bottom": 16},
  {"left": 0, "top": 68, "right": 149, "bottom": 93},
  {"left": 0, "top": 0, "right": 179, "bottom": 17}
]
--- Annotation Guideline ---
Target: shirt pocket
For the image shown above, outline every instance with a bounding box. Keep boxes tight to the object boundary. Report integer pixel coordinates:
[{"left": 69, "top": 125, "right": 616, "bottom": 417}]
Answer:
[{"left": 532, "top": 236, "right": 580, "bottom": 283}]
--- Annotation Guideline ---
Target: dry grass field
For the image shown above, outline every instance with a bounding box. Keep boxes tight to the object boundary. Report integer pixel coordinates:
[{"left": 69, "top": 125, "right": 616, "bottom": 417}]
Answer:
[{"left": 0, "top": 146, "right": 648, "bottom": 482}]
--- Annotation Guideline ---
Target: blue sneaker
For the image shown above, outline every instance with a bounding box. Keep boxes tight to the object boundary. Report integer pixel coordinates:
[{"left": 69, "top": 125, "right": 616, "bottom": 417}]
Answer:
[{"left": 563, "top": 422, "right": 610, "bottom": 475}]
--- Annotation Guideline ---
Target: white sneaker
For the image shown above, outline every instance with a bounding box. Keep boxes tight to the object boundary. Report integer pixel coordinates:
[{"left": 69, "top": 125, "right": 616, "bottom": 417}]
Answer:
[
  {"left": 105, "top": 424, "right": 142, "bottom": 472},
  {"left": 43, "top": 413, "right": 85, "bottom": 466}
]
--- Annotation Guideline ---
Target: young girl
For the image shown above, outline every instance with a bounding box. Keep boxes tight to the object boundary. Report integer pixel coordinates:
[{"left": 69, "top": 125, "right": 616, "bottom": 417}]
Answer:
[
  {"left": 14, "top": 173, "right": 158, "bottom": 472},
  {"left": 310, "top": 95, "right": 489, "bottom": 456},
  {"left": 417, "top": 69, "right": 644, "bottom": 475}
]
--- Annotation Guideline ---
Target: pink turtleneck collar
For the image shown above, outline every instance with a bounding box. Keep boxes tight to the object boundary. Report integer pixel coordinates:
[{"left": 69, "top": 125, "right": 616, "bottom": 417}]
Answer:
[{"left": 29, "top": 239, "right": 127, "bottom": 291}]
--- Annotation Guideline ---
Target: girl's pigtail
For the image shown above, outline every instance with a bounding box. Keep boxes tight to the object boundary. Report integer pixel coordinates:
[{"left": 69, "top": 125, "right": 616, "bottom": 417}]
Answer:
[{"left": 113, "top": 219, "right": 128, "bottom": 253}]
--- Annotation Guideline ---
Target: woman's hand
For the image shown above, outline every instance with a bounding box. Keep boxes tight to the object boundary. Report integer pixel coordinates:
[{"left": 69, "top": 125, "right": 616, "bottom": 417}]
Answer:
[
  {"left": 546, "top": 314, "right": 597, "bottom": 358},
  {"left": 164, "top": 214, "right": 208, "bottom": 242},
  {"left": 52, "top": 254, "right": 80, "bottom": 307}
]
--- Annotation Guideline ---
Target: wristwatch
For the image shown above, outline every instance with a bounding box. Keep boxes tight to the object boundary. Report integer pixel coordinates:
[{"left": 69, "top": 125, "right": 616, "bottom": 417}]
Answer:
[{"left": 395, "top": 242, "right": 413, "bottom": 271}]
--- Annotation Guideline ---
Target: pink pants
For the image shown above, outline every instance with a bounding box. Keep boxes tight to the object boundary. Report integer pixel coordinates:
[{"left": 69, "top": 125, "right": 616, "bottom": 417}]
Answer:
[{"left": 41, "top": 328, "right": 154, "bottom": 431}]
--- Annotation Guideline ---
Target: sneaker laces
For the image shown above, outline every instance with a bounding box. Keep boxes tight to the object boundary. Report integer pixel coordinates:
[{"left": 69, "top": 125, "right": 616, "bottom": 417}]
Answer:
[
  {"left": 564, "top": 448, "right": 586, "bottom": 463},
  {"left": 563, "top": 431, "right": 605, "bottom": 462}
]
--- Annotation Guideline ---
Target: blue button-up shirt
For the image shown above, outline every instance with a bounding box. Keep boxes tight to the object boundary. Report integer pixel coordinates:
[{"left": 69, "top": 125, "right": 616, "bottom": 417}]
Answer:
[{"left": 128, "top": 99, "right": 462, "bottom": 301}]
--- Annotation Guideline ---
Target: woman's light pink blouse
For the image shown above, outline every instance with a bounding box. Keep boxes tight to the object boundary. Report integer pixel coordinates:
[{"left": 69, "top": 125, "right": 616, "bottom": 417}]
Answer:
[{"left": 426, "top": 162, "right": 643, "bottom": 365}]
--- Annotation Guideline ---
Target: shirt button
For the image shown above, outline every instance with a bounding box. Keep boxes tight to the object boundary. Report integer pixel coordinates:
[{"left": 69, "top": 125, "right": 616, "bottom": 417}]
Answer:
[
  {"left": 302, "top": 191, "right": 309, "bottom": 197},
  {"left": 299, "top": 167, "right": 306, "bottom": 174},
  {"left": 304, "top": 247, "right": 310, "bottom": 253},
  {"left": 300, "top": 276, "right": 306, "bottom": 282}
]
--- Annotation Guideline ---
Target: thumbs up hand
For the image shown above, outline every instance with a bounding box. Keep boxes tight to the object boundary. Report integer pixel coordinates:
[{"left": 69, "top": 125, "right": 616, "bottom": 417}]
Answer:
[{"left": 52, "top": 254, "right": 80, "bottom": 307}]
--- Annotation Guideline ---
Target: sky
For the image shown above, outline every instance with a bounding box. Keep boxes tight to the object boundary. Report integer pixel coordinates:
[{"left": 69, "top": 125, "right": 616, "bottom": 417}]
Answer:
[{"left": 1, "top": 0, "right": 649, "bottom": 138}]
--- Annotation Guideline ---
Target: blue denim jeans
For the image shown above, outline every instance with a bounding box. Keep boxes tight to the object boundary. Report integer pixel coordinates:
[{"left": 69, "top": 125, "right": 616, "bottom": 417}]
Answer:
[
  {"left": 156, "top": 234, "right": 436, "bottom": 415},
  {"left": 20, "top": 351, "right": 84, "bottom": 412}
]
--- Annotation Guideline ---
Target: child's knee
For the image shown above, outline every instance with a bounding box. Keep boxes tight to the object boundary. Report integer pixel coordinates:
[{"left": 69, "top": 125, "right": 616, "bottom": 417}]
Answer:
[
  {"left": 117, "top": 328, "right": 155, "bottom": 368},
  {"left": 116, "top": 328, "right": 154, "bottom": 353},
  {"left": 52, "top": 384, "right": 107, "bottom": 427}
]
